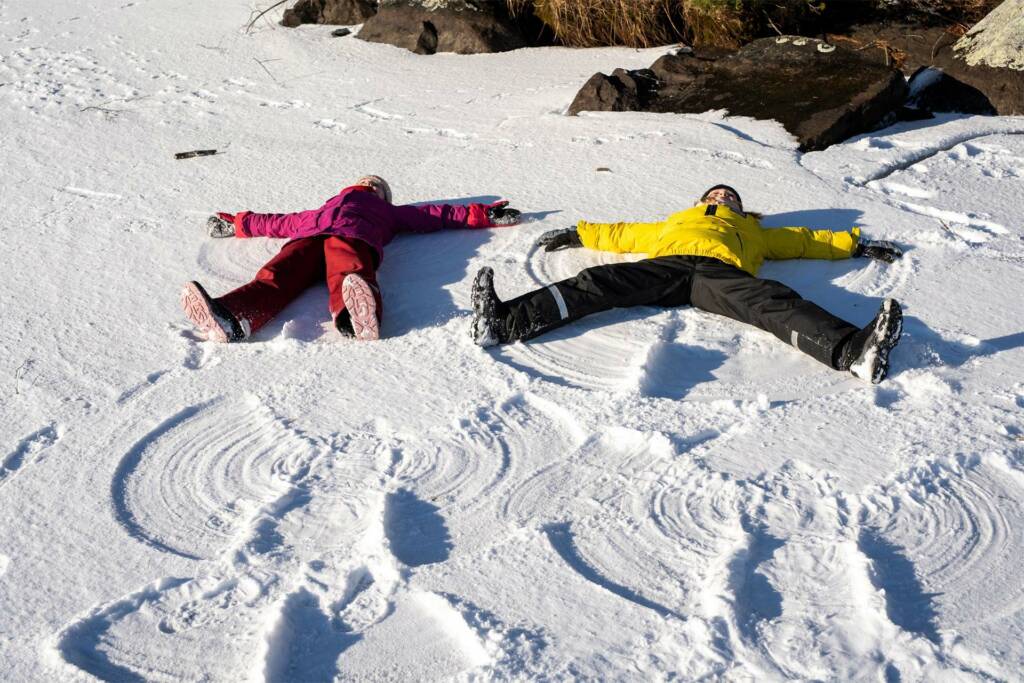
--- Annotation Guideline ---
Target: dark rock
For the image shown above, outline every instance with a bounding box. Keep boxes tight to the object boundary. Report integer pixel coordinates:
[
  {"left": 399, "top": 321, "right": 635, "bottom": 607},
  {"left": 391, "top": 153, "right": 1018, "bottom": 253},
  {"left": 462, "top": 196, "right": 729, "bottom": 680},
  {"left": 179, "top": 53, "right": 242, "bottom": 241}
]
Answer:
[
  {"left": 281, "top": 0, "right": 377, "bottom": 27},
  {"left": 906, "top": 67, "right": 996, "bottom": 115},
  {"left": 570, "top": 36, "right": 908, "bottom": 152},
  {"left": 930, "top": 54, "right": 1024, "bottom": 115},
  {"left": 833, "top": 24, "right": 959, "bottom": 75},
  {"left": 568, "top": 68, "right": 659, "bottom": 114},
  {"left": 568, "top": 48, "right": 731, "bottom": 116},
  {"left": 834, "top": 23, "right": 1024, "bottom": 116},
  {"left": 357, "top": 0, "right": 529, "bottom": 55}
]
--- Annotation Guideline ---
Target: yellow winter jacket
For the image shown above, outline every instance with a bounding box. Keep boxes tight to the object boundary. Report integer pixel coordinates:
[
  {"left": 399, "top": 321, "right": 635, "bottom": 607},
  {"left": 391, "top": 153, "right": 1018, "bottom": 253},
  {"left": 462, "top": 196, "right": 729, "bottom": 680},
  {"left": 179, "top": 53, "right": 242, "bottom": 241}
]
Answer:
[{"left": 576, "top": 204, "right": 860, "bottom": 276}]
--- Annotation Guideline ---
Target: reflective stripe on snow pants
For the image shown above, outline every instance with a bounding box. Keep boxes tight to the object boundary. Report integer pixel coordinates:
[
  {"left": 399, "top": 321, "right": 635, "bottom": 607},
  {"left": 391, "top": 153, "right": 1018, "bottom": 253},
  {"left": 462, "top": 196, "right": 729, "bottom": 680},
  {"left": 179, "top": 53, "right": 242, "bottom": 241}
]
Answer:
[{"left": 547, "top": 285, "right": 569, "bottom": 319}]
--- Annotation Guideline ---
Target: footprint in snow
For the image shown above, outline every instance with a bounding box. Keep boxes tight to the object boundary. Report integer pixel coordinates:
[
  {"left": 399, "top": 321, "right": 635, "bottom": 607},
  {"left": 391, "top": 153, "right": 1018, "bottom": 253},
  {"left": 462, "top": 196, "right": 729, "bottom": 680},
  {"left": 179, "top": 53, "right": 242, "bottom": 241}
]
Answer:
[{"left": 0, "top": 422, "right": 62, "bottom": 490}]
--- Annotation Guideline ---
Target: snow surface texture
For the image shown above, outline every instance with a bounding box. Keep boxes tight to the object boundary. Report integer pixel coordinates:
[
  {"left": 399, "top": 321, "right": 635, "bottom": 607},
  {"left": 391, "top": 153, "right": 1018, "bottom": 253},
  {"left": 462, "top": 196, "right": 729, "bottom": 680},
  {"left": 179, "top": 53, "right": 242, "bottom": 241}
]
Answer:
[{"left": 2, "top": 1, "right": 1024, "bottom": 680}]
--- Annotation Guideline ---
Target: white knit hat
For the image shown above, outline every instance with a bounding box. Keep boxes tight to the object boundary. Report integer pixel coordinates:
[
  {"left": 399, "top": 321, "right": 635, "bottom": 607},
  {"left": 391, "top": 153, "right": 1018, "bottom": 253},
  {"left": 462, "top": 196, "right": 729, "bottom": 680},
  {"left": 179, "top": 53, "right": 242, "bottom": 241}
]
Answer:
[{"left": 357, "top": 175, "right": 392, "bottom": 204}]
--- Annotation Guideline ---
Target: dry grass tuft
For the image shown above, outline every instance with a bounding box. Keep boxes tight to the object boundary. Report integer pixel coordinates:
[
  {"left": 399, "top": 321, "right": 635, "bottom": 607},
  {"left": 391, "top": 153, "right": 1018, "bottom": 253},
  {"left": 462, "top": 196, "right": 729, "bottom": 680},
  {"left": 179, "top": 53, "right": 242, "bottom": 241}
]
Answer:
[
  {"left": 506, "top": 0, "right": 1000, "bottom": 50},
  {"left": 507, "top": 0, "right": 683, "bottom": 48},
  {"left": 506, "top": 0, "right": 819, "bottom": 50},
  {"left": 680, "top": 0, "right": 824, "bottom": 49},
  {"left": 679, "top": 0, "right": 748, "bottom": 49}
]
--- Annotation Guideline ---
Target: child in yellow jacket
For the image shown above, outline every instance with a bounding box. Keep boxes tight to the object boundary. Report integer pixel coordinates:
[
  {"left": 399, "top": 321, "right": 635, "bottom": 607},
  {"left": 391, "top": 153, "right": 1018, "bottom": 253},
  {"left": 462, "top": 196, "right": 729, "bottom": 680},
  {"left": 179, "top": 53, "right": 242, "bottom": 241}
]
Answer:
[{"left": 470, "top": 185, "right": 904, "bottom": 383}]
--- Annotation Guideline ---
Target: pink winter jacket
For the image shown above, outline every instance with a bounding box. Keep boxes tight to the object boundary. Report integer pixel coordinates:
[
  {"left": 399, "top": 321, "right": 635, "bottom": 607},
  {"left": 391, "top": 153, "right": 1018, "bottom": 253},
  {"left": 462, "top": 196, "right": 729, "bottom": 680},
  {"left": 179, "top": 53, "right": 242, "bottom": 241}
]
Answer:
[{"left": 232, "top": 186, "right": 494, "bottom": 264}]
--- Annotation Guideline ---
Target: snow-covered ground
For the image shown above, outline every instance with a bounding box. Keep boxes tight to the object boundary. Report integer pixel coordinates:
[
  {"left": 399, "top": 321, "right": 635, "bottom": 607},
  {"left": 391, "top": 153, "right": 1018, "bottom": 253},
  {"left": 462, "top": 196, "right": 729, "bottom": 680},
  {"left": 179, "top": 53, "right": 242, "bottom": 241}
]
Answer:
[{"left": 2, "top": 1, "right": 1023, "bottom": 680}]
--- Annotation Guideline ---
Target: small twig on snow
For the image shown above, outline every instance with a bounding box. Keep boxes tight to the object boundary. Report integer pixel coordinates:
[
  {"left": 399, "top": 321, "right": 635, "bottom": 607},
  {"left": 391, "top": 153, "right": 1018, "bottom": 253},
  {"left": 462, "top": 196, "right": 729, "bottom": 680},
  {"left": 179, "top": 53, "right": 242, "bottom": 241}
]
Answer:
[
  {"left": 79, "top": 93, "right": 152, "bottom": 114},
  {"left": 175, "top": 142, "right": 231, "bottom": 160},
  {"left": 938, "top": 219, "right": 969, "bottom": 245},
  {"left": 14, "top": 359, "right": 32, "bottom": 395},
  {"left": 175, "top": 149, "right": 219, "bottom": 160},
  {"left": 253, "top": 57, "right": 281, "bottom": 83},
  {"left": 246, "top": 0, "right": 290, "bottom": 34}
]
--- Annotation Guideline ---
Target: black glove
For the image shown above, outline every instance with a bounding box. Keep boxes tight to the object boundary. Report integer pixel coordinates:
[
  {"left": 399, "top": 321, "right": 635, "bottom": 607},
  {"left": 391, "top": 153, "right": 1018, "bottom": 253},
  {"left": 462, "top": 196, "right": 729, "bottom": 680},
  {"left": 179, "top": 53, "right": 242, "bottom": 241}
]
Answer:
[
  {"left": 486, "top": 201, "right": 521, "bottom": 226},
  {"left": 855, "top": 239, "right": 902, "bottom": 263},
  {"left": 207, "top": 215, "right": 235, "bottom": 238},
  {"left": 536, "top": 227, "right": 582, "bottom": 252}
]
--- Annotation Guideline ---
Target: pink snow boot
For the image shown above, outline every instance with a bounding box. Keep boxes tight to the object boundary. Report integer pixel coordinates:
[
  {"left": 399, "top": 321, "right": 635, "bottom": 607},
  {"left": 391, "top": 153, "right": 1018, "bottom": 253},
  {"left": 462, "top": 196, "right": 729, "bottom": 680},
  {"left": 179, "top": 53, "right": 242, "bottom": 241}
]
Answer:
[
  {"left": 181, "top": 281, "right": 249, "bottom": 343},
  {"left": 341, "top": 273, "right": 380, "bottom": 341}
]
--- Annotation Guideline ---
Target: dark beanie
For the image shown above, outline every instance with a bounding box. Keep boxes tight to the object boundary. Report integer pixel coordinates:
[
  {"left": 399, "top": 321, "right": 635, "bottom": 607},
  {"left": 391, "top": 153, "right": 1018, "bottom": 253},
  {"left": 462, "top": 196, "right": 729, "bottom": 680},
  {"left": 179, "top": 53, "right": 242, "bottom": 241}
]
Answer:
[{"left": 700, "top": 184, "right": 742, "bottom": 207}]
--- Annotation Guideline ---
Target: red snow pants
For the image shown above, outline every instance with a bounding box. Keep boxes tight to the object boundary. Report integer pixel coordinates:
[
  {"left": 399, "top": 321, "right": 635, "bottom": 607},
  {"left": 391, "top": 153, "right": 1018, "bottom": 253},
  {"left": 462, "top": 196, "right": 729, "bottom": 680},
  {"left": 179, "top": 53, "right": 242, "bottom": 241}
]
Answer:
[{"left": 217, "top": 235, "right": 381, "bottom": 333}]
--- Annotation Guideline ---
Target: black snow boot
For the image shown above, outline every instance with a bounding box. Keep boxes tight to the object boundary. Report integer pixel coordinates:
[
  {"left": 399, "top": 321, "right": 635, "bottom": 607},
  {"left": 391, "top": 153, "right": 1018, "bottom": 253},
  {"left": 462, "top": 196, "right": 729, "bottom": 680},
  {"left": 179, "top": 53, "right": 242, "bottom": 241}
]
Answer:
[
  {"left": 470, "top": 267, "right": 507, "bottom": 347},
  {"left": 836, "top": 299, "right": 903, "bottom": 384}
]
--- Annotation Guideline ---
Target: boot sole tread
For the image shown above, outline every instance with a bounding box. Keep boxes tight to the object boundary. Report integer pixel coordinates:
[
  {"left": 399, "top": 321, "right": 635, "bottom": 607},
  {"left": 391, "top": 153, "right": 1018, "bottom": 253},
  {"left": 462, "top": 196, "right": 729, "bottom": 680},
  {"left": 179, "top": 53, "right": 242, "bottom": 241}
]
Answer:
[{"left": 342, "top": 274, "right": 380, "bottom": 341}]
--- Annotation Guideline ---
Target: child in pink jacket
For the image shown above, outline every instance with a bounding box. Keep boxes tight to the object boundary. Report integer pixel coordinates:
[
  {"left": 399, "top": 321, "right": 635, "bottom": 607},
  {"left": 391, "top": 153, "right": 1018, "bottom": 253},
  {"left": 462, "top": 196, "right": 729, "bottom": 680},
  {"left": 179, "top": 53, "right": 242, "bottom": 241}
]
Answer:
[{"left": 182, "top": 175, "right": 520, "bottom": 342}]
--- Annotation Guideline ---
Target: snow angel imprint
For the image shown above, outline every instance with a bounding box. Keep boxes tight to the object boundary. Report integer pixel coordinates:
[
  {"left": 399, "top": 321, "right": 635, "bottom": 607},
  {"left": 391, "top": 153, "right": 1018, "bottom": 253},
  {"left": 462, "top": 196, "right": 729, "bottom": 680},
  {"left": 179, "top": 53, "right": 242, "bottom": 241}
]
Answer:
[
  {"left": 182, "top": 176, "right": 520, "bottom": 342},
  {"left": 470, "top": 184, "right": 904, "bottom": 383}
]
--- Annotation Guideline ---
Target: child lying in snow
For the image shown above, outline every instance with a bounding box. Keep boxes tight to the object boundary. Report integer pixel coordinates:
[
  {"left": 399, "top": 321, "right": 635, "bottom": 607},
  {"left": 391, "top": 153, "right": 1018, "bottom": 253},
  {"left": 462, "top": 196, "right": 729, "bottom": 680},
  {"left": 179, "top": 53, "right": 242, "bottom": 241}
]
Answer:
[
  {"left": 470, "top": 184, "right": 905, "bottom": 384},
  {"left": 182, "top": 175, "right": 520, "bottom": 342}
]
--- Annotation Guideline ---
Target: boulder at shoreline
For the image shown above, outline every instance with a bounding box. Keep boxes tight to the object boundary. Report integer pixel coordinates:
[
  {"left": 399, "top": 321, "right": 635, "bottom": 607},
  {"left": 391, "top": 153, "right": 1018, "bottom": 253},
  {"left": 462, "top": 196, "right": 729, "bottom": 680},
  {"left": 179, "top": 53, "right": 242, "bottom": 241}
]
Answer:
[
  {"left": 357, "top": 0, "right": 531, "bottom": 54},
  {"left": 569, "top": 37, "right": 908, "bottom": 152}
]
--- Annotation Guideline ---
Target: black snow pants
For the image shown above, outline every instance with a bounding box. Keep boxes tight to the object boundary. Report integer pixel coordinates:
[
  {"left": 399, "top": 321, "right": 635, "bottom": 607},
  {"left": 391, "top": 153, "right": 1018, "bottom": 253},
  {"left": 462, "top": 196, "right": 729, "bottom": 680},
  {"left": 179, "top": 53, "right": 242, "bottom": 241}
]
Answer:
[{"left": 498, "top": 255, "right": 859, "bottom": 369}]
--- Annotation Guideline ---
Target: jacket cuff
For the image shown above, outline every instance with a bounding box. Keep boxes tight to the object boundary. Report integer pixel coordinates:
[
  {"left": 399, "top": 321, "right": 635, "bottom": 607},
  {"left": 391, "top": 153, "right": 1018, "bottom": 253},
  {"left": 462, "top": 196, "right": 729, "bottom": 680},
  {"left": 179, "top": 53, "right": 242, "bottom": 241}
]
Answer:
[
  {"left": 844, "top": 226, "right": 861, "bottom": 256},
  {"left": 233, "top": 211, "right": 252, "bottom": 238},
  {"left": 576, "top": 221, "right": 595, "bottom": 248},
  {"left": 467, "top": 204, "right": 490, "bottom": 229}
]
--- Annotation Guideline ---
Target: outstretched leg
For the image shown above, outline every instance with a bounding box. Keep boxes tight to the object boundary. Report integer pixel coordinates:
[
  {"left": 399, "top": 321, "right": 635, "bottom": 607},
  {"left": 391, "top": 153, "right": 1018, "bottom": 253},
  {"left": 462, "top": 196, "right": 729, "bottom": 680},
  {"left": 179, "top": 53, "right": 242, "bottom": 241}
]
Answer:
[
  {"left": 688, "top": 258, "right": 867, "bottom": 369},
  {"left": 471, "top": 257, "right": 697, "bottom": 346},
  {"left": 183, "top": 237, "right": 327, "bottom": 341},
  {"left": 324, "top": 237, "right": 381, "bottom": 340}
]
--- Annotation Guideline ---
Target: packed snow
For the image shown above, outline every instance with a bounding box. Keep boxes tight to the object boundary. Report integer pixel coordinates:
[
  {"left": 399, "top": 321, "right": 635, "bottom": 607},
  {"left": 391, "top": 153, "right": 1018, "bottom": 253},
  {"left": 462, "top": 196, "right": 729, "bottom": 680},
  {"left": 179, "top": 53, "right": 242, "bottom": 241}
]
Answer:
[{"left": 2, "top": 1, "right": 1024, "bottom": 680}]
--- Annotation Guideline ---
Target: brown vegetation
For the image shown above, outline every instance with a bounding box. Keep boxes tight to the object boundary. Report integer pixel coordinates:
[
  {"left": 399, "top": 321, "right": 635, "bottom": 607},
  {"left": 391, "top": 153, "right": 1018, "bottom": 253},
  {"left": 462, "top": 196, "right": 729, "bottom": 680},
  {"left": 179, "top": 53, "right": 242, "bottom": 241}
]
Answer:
[
  {"left": 678, "top": 0, "right": 821, "bottom": 49},
  {"left": 506, "top": 0, "right": 683, "bottom": 48},
  {"left": 504, "top": 0, "right": 819, "bottom": 48},
  {"left": 679, "top": 0, "right": 747, "bottom": 49},
  {"left": 506, "top": 0, "right": 1002, "bottom": 49}
]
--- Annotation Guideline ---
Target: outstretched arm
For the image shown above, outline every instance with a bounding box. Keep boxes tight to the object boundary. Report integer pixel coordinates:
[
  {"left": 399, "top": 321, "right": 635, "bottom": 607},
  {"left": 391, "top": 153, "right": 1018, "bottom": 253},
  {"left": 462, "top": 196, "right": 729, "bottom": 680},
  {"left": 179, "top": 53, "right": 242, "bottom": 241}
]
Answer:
[
  {"left": 205, "top": 210, "right": 322, "bottom": 239},
  {"left": 763, "top": 226, "right": 861, "bottom": 261},
  {"left": 233, "top": 208, "right": 328, "bottom": 239},
  {"left": 391, "top": 200, "right": 520, "bottom": 235},
  {"left": 392, "top": 203, "right": 467, "bottom": 234},
  {"left": 575, "top": 219, "right": 664, "bottom": 254},
  {"left": 394, "top": 199, "right": 521, "bottom": 233},
  {"left": 207, "top": 194, "right": 348, "bottom": 239}
]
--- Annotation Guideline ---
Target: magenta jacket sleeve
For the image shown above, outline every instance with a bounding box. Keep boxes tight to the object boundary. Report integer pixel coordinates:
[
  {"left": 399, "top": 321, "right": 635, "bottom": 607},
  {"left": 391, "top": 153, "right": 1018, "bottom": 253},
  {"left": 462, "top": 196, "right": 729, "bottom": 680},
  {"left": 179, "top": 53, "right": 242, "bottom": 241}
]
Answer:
[
  {"left": 233, "top": 208, "right": 328, "bottom": 239},
  {"left": 391, "top": 202, "right": 488, "bottom": 233}
]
